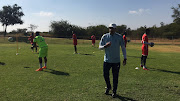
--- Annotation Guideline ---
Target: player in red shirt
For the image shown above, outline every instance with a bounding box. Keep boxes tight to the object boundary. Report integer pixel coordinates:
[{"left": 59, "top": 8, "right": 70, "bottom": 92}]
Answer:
[
  {"left": 28, "top": 33, "right": 37, "bottom": 52},
  {"left": 141, "top": 29, "right": 154, "bottom": 70},
  {"left": 123, "top": 31, "right": 127, "bottom": 48},
  {"left": 91, "top": 35, "right": 96, "bottom": 47},
  {"left": 72, "top": 32, "right": 78, "bottom": 54}
]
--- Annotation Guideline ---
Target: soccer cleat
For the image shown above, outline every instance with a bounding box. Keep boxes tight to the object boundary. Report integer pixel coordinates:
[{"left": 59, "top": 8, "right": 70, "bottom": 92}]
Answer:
[
  {"left": 140, "top": 64, "right": 143, "bottom": 67},
  {"left": 42, "top": 66, "right": 47, "bottom": 69},
  {"left": 112, "top": 92, "right": 117, "bottom": 98},
  {"left": 105, "top": 87, "right": 111, "bottom": 95},
  {"left": 143, "top": 66, "right": 149, "bottom": 70},
  {"left": 143, "top": 67, "right": 149, "bottom": 70},
  {"left": 36, "top": 68, "right": 43, "bottom": 71}
]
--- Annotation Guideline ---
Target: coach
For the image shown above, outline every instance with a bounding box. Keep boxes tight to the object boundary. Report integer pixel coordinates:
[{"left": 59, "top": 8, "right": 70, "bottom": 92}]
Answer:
[{"left": 99, "top": 23, "right": 127, "bottom": 98}]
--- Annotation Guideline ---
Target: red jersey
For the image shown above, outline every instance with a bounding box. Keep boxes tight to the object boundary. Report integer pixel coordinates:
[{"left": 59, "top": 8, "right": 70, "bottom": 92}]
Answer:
[
  {"left": 28, "top": 36, "right": 34, "bottom": 44},
  {"left": 123, "top": 35, "right": 127, "bottom": 48},
  {"left": 141, "top": 33, "right": 148, "bottom": 56},
  {"left": 72, "top": 34, "right": 77, "bottom": 45},
  {"left": 91, "top": 35, "right": 96, "bottom": 44}
]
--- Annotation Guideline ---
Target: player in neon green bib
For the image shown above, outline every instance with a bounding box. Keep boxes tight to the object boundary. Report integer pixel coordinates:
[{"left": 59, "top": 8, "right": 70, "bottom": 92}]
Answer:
[{"left": 33, "top": 32, "right": 48, "bottom": 71}]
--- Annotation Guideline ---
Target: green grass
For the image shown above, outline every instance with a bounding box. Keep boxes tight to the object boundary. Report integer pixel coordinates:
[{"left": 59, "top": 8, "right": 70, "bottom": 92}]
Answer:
[{"left": 0, "top": 38, "right": 180, "bottom": 101}]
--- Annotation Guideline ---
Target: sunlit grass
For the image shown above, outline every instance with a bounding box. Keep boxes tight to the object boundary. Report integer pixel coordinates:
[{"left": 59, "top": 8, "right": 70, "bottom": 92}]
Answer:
[{"left": 0, "top": 38, "right": 179, "bottom": 101}]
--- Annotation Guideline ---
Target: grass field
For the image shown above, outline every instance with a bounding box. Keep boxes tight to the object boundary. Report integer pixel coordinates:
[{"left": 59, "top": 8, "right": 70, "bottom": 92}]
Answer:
[{"left": 0, "top": 37, "right": 180, "bottom": 101}]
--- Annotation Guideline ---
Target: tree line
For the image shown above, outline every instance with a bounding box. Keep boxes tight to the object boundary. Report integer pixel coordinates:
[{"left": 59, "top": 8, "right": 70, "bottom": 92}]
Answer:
[
  {"left": 49, "top": 20, "right": 129, "bottom": 39},
  {"left": 49, "top": 20, "right": 180, "bottom": 40},
  {"left": 1, "top": 4, "right": 180, "bottom": 40},
  {"left": 49, "top": 4, "right": 180, "bottom": 40}
]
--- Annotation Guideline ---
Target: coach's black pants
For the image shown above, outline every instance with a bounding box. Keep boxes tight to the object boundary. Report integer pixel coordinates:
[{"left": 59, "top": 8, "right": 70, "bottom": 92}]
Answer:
[{"left": 103, "top": 62, "right": 120, "bottom": 93}]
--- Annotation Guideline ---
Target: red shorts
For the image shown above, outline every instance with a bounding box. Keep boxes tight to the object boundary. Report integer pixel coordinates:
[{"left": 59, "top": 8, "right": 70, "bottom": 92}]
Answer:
[
  {"left": 73, "top": 40, "right": 77, "bottom": 45},
  {"left": 92, "top": 40, "right": 95, "bottom": 44},
  {"left": 142, "top": 46, "right": 148, "bottom": 56}
]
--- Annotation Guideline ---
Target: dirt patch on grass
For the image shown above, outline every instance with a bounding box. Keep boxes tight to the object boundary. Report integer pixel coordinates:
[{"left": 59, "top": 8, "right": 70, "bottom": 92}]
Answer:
[
  {"left": 128, "top": 44, "right": 180, "bottom": 53},
  {"left": 129, "top": 39, "right": 180, "bottom": 53},
  {"left": 130, "top": 39, "right": 180, "bottom": 45},
  {"left": 150, "top": 45, "right": 180, "bottom": 53}
]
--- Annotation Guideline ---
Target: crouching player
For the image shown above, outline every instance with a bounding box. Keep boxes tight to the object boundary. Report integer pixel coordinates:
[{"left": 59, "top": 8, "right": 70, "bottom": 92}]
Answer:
[
  {"left": 33, "top": 32, "right": 48, "bottom": 71},
  {"left": 141, "top": 29, "right": 154, "bottom": 70}
]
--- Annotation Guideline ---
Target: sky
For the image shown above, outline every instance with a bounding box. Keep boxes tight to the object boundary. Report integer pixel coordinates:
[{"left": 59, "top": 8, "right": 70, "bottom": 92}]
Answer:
[{"left": 0, "top": 0, "right": 180, "bottom": 32}]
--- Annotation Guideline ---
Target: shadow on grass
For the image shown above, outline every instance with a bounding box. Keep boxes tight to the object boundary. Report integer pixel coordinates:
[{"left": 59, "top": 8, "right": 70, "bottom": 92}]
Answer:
[
  {"left": 24, "top": 67, "right": 32, "bottom": 68},
  {"left": 154, "top": 43, "right": 175, "bottom": 45},
  {"left": 150, "top": 68, "right": 180, "bottom": 75},
  {"left": 44, "top": 68, "right": 70, "bottom": 76},
  {"left": 127, "top": 55, "right": 155, "bottom": 59},
  {"left": 116, "top": 94, "right": 137, "bottom": 101},
  {"left": 79, "top": 53, "right": 94, "bottom": 56},
  {"left": 106, "top": 94, "right": 137, "bottom": 101},
  {"left": 0, "top": 62, "right": 5, "bottom": 65},
  {"left": 126, "top": 55, "right": 140, "bottom": 58}
]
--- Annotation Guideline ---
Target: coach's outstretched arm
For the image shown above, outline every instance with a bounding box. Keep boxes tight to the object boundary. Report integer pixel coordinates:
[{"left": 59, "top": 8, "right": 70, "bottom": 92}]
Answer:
[{"left": 120, "top": 38, "right": 127, "bottom": 59}]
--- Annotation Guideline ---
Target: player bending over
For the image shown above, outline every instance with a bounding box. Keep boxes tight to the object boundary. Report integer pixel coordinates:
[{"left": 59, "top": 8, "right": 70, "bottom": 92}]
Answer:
[{"left": 33, "top": 32, "right": 48, "bottom": 71}]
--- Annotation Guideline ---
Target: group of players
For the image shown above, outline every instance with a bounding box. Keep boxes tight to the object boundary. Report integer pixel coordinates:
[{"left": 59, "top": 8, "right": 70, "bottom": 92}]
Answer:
[
  {"left": 28, "top": 32, "right": 97, "bottom": 71},
  {"left": 98, "top": 23, "right": 154, "bottom": 97},
  {"left": 28, "top": 29, "right": 154, "bottom": 72},
  {"left": 72, "top": 33, "right": 96, "bottom": 54},
  {"left": 28, "top": 25, "right": 154, "bottom": 98}
]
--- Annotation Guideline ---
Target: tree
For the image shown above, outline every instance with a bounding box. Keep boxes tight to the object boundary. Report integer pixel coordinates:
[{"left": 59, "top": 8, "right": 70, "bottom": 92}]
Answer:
[
  {"left": 86, "top": 25, "right": 108, "bottom": 39},
  {"left": 0, "top": 4, "right": 24, "bottom": 37},
  {"left": 160, "top": 22, "right": 165, "bottom": 27},
  {"left": 131, "top": 26, "right": 146, "bottom": 40},
  {"left": 50, "top": 20, "right": 72, "bottom": 37},
  {"left": 126, "top": 27, "right": 131, "bottom": 37},
  {"left": 171, "top": 4, "right": 180, "bottom": 24},
  {"left": 28, "top": 24, "right": 38, "bottom": 32},
  {"left": 116, "top": 25, "right": 127, "bottom": 34}
]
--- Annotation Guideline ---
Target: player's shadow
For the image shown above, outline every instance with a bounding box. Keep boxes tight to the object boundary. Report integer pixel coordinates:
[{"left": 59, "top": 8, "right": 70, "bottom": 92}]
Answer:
[
  {"left": 79, "top": 53, "right": 94, "bottom": 56},
  {"left": 106, "top": 94, "right": 137, "bottom": 101},
  {"left": 155, "top": 43, "right": 172, "bottom": 45},
  {"left": 126, "top": 55, "right": 140, "bottom": 58},
  {"left": 127, "top": 55, "right": 155, "bottom": 59},
  {"left": 105, "top": 94, "right": 137, "bottom": 101},
  {"left": 44, "top": 68, "right": 70, "bottom": 76},
  {"left": 24, "top": 67, "right": 32, "bottom": 68},
  {"left": 150, "top": 68, "right": 180, "bottom": 75},
  {"left": 116, "top": 95, "right": 137, "bottom": 101},
  {"left": 0, "top": 62, "right": 6, "bottom": 65}
]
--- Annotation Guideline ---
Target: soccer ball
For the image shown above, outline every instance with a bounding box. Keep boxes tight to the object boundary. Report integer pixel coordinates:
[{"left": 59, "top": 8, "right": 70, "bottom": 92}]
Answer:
[
  {"left": 150, "top": 42, "right": 154, "bottom": 47},
  {"left": 8, "top": 37, "right": 14, "bottom": 42},
  {"left": 135, "top": 67, "right": 139, "bottom": 69}
]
